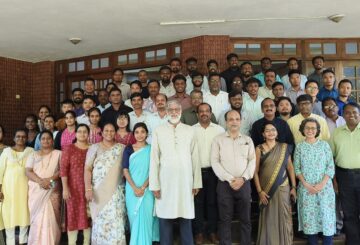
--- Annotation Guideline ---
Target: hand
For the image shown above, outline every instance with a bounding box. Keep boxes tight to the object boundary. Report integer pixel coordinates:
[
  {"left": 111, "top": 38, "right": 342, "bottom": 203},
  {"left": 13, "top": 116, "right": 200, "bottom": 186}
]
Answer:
[
  {"left": 152, "top": 190, "right": 161, "bottom": 199},
  {"left": 39, "top": 179, "right": 51, "bottom": 189},
  {"left": 258, "top": 191, "right": 269, "bottom": 205},
  {"left": 134, "top": 187, "right": 145, "bottom": 197},
  {"left": 303, "top": 182, "right": 318, "bottom": 195},
  {"left": 192, "top": 189, "right": 199, "bottom": 196},
  {"left": 333, "top": 179, "right": 339, "bottom": 194},
  {"left": 63, "top": 188, "right": 71, "bottom": 201},
  {"left": 85, "top": 189, "right": 93, "bottom": 202},
  {"left": 230, "top": 178, "right": 244, "bottom": 190},
  {"left": 290, "top": 188, "right": 297, "bottom": 203},
  {"left": 0, "top": 192, "right": 3, "bottom": 202},
  {"left": 314, "top": 181, "right": 326, "bottom": 192}
]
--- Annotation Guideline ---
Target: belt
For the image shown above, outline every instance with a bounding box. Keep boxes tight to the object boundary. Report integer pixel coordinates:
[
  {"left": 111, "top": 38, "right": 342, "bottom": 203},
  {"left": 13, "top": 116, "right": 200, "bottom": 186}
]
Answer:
[
  {"left": 336, "top": 166, "right": 360, "bottom": 173},
  {"left": 201, "top": 167, "right": 212, "bottom": 172}
]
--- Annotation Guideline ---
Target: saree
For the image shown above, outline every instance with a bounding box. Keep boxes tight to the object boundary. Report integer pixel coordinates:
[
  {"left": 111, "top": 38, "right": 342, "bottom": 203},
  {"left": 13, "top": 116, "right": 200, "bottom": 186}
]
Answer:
[
  {"left": 86, "top": 143, "right": 126, "bottom": 245},
  {"left": 125, "top": 145, "right": 159, "bottom": 245},
  {"left": 27, "top": 150, "right": 62, "bottom": 245},
  {"left": 256, "top": 143, "right": 293, "bottom": 245}
]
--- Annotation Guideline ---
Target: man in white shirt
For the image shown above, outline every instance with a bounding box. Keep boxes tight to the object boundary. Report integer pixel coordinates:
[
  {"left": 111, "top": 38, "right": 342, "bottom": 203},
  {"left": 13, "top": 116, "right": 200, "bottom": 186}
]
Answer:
[
  {"left": 242, "top": 78, "right": 264, "bottom": 121},
  {"left": 124, "top": 80, "right": 142, "bottom": 109},
  {"left": 76, "top": 96, "right": 96, "bottom": 125},
  {"left": 258, "top": 69, "right": 276, "bottom": 99},
  {"left": 159, "top": 66, "right": 176, "bottom": 97},
  {"left": 112, "top": 68, "right": 131, "bottom": 100},
  {"left": 128, "top": 93, "right": 151, "bottom": 130},
  {"left": 185, "top": 57, "right": 209, "bottom": 94},
  {"left": 281, "top": 57, "right": 307, "bottom": 90},
  {"left": 96, "top": 89, "right": 111, "bottom": 113}
]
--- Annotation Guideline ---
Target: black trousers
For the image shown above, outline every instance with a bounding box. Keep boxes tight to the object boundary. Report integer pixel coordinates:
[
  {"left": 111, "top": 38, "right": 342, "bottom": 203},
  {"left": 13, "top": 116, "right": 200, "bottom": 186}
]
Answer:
[
  {"left": 217, "top": 180, "right": 252, "bottom": 245},
  {"left": 159, "top": 218, "right": 193, "bottom": 245},
  {"left": 193, "top": 167, "right": 218, "bottom": 235},
  {"left": 336, "top": 167, "right": 360, "bottom": 245}
]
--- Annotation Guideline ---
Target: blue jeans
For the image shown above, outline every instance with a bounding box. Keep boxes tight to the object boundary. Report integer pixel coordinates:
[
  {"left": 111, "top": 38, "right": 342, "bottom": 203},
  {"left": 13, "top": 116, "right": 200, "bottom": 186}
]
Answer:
[
  {"left": 307, "top": 234, "right": 333, "bottom": 245},
  {"left": 159, "top": 218, "right": 193, "bottom": 245}
]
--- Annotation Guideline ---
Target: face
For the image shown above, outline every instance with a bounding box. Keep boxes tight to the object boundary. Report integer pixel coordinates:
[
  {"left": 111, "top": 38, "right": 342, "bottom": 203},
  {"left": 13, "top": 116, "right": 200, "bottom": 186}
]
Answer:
[
  {"left": 148, "top": 82, "right": 160, "bottom": 97},
  {"left": 186, "top": 61, "right": 197, "bottom": 72},
  {"left": 229, "top": 94, "right": 243, "bottom": 110},
  {"left": 241, "top": 64, "right": 253, "bottom": 77},
  {"left": 228, "top": 57, "right": 239, "bottom": 68},
  {"left": 138, "top": 71, "right": 148, "bottom": 83},
  {"left": 112, "top": 70, "right": 123, "bottom": 82},
  {"left": 25, "top": 117, "right": 36, "bottom": 130},
  {"left": 192, "top": 75, "right": 203, "bottom": 87},
  {"left": 44, "top": 117, "right": 55, "bottom": 131},
  {"left": 262, "top": 124, "right": 278, "bottom": 141},
  {"left": 130, "top": 84, "right": 142, "bottom": 94},
  {"left": 208, "top": 62, "right": 219, "bottom": 73},
  {"left": 208, "top": 76, "right": 221, "bottom": 93},
  {"left": 155, "top": 94, "right": 167, "bottom": 110},
  {"left": 73, "top": 91, "right": 84, "bottom": 104},
  {"left": 106, "top": 84, "right": 115, "bottom": 93},
  {"left": 277, "top": 100, "right": 292, "bottom": 116},
  {"left": 65, "top": 113, "right": 76, "bottom": 127},
  {"left": 14, "top": 131, "right": 27, "bottom": 147},
  {"left": 303, "top": 121, "right": 318, "bottom": 139},
  {"left": 160, "top": 69, "right": 171, "bottom": 82},
  {"left": 265, "top": 72, "right": 276, "bottom": 87},
  {"left": 38, "top": 107, "right": 50, "bottom": 120},
  {"left": 190, "top": 92, "right": 203, "bottom": 107},
  {"left": 89, "top": 111, "right": 101, "bottom": 125},
  {"left": 343, "top": 105, "right": 360, "bottom": 126},
  {"left": 338, "top": 82, "right": 352, "bottom": 98},
  {"left": 61, "top": 103, "right": 74, "bottom": 114},
  {"left": 261, "top": 59, "right": 272, "bottom": 70},
  {"left": 289, "top": 74, "right": 301, "bottom": 87},
  {"left": 167, "top": 103, "right": 182, "bottom": 124},
  {"left": 0, "top": 127, "right": 3, "bottom": 142},
  {"left": 313, "top": 58, "right": 324, "bottom": 70},
  {"left": 83, "top": 99, "right": 95, "bottom": 111},
  {"left": 98, "top": 91, "right": 108, "bottom": 105},
  {"left": 109, "top": 91, "right": 122, "bottom": 104},
  {"left": 102, "top": 124, "right": 116, "bottom": 141},
  {"left": 197, "top": 104, "right": 211, "bottom": 124},
  {"left": 170, "top": 60, "right": 181, "bottom": 74},
  {"left": 231, "top": 77, "right": 243, "bottom": 92},
  {"left": 262, "top": 99, "right": 276, "bottom": 117},
  {"left": 305, "top": 82, "right": 319, "bottom": 97},
  {"left": 246, "top": 82, "right": 259, "bottom": 96},
  {"left": 323, "top": 73, "right": 335, "bottom": 87},
  {"left": 323, "top": 99, "right": 339, "bottom": 118},
  {"left": 226, "top": 111, "right": 241, "bottom": 131},
  {"left": 272, "top": 85, "right": 285, "bottom": 98},
  {"left": 174, "top": 79, "right": 186, "bottom": 93},
  {"left": 40, "top": 133, "right": 53, "bottom": 149},
  {"left": 117, "top": 115, "right": 129, "bottom": 128},
  {"left": 131, "top": 96, "right": 143, "bottom": 110},
  {"left": 84, "top": 80, "right": 95, "bottom": 94},
  {"left": 76, "top": 126, "right": 89, "bottom": 142},
  {"left": 298, "top": 100, "right": 313, "bottom": 115},
  {"left": 288, "top": 59, "right": 299, "bottom": 70},
  {"left": 134, "top": 127, "right": 147, "bottom": 142}
]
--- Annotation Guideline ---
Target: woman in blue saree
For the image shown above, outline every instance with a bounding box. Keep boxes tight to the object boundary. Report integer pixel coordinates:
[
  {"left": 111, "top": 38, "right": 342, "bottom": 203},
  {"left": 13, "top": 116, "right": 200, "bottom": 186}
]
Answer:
[{"left": 123, "top": 122, "right": 159, "bottom": 245}]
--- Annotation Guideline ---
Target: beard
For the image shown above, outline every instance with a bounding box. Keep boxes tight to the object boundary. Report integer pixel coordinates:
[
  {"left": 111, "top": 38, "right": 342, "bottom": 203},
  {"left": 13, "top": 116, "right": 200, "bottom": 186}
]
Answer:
[
  {"left": 279, "top": 111, "right": 290, "bottom": 116},
  {"left": 169, "top": 115, "right": 181, "bottom": 124}
]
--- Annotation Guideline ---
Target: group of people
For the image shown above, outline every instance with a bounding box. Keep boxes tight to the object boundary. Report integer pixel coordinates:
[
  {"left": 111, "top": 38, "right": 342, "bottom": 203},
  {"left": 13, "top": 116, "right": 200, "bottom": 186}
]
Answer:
[{"left": 0, "top": 53, "right": 359, "bottom": 245}]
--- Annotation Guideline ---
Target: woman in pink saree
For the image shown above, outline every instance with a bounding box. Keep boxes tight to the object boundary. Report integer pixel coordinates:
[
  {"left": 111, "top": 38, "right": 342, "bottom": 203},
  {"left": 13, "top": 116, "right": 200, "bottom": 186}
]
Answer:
[{"left": 25, "top": 130, "right": 62, "bottom": 245}]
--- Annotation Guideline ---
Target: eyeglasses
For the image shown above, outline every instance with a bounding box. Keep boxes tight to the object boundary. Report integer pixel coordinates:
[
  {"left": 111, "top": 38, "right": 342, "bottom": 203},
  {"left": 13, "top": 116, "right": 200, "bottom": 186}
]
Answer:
[
  {"left": 323, "top": 105, "right": 337, "bottom": 110},
  {"left": 264, "top": 128, "right": 277, "bottom": 133},
  {"left": 304, "top": 127, "right": 317, "bottom": 131},
  {"left": 232, "top": 80, "right": 242, "bottom": 84},
  {"left": 306, "top": 87, "right": 319, "bottom": 91}
]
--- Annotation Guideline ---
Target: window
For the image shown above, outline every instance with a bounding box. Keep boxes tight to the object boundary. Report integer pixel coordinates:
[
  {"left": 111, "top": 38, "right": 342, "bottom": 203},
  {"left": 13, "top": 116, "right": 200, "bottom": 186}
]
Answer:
[
  {"left": 309, "top": 43, "right": 337, "bottom": 55},
  {"left": 68, "top": 62, "right": 76, "bottom": 72},
  {"left": 234, "top": 43, "right": 247, "bottom": 55},
  {"left": 92, "top": 59, "right": 99, "bottom": 69},
  {"left": 342, "top": 66, "right": 360, "bottom": 102},
  {"left": 118, "top": 55, "right": 127, "bottom": 65},
  {"left": 156, "top": 49, "right": 167, "bottom": 60},
  {"left": 128, "top": 53, "right": 138, "bottom": 64},
  {"left": 175, "top": 46, "right": 181, "bottom": 57},
  {"left": 309, "top": 43, "right": 322, "bottom": 55},
  {"left": 345, "top": 42, "right": 358, "bottom": 54},
  {"left": 284, "top": 44, "right": 297, "bottom": 55},
  {"left": 68, "top": 61, "right": 85, "bottom": 72},
  {"left": 145, "top": 51, "right": 155, "bottom": 62},
  {"left": 248, "top": 44, "right": 261, "bottom": 55},
  {"left": 269, "top": 44, "right": 282, "bottom": 55},
  {"left": 323, "top": 43, "right": 336, "bottom": 54},
  {"left": 100, "top": 57, "right": 109, "bottom": 68},
  {"left": 233, "top": 43, "right": 261, "bottom": 55}
]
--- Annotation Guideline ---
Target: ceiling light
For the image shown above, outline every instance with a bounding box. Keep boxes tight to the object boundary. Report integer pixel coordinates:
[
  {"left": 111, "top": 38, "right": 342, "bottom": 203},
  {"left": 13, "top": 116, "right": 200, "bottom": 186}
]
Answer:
[{"left": 69, "top": 37, "right": 82, "bottom": 45}]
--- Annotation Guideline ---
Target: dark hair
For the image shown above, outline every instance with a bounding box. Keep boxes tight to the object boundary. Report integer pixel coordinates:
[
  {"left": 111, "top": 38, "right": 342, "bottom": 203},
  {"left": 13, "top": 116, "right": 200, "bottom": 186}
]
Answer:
[
  {"left": 288, "top": 69, "right": 301, "bottom": 78},
  {"left": 97, "top": 88, "right": 108, "bottom": 95},
  {"left": 105, "top": 82, "right": 117, "bottom": 91},
  {"left": 72, "top": 87, "right": 84, "bottom": 95},
  {"left": 296, "top": 94, "right": 313, "bottom": 104},
  {"left": 101, "top": 122, "right": 116, "bottom": 132},
  {"left": 322, "top": 69, "right": 335, "bottom": 77},
  {"left": 61, "top": 99, "right": 75, "bottom": 107},
  {"left": 116, "top": 112, "right": 131, "bottom": 132},
  {"left": 85, "top": 77, "right": 95, "bottom": 84},
  {"left": 312, "top": 56, "right": 324, "bottom": 65},
  {"left": 261, "top": 57, "right": 272, "bottom": 63},
  {"left": 39, "top": 130, "right": 54, "bottom": 142},
  {"left": 14, "top": 128, "right": 28, "bottom": 138},
  {"left": 172, "top": 74, "right": 187, "bottom": 84},
  {"left": 240, "top": 61, "right": 253, "bottom": 68},
  {"left": 38, "top": 105, "right": 51, "bottom": 113},
  {"left": 109, "top": 87, "right": 122, "bottom": 96},
  {"left": 88, "top": 107, "right": 101, "bottom": 116},
  {"left": 246, "top": 77, "right": 261, "bottom": 87},
  {"left": 299, "top": 118, "right": 321, "bottom": 138},
  {"left": 185, "top": 57, "right": 197, "bottom": 64},
  {"left": 137, "top": 69, "right": 147, "bottom": 75},
  {"left": 155, "top": 93, "right": 168, "bottom": 102},
  {"left": 228, "top": 90, "right": 242, "bottom": 99},
  {"left": 64, "top": 110, "right": 77, "bottom": 120},
  {"left": 321, "top": 97, "right": 337, "bottom": 109},
  {"left": 226, "top": 53, "right": 238, "bottom": 61},
  {"left": 305, "top": 79, "right": 319, "bottom": 88},
  {"left": 112, "top": 68, "right": 124, "bottom": 75},
  {"left": 133, "top": 122, "right": 149, "bottom": 134},
  {"left": 73, "top": 123, "right": 90, "bottom": 143},
  {"left": 44, "top": 114, "right": 56, "bottom": 122},
  {"left": 261, "top": 121, "right": 277, "bottom": 134},
  {"left": 225, "top": 110, "right": 241, "bottom": 121},
  {"left": 338, "top": 79, "right": 353, "bottom": 88},
  {"left": 83, "top": 95, "right": 96, "bottom": 104},
  {"left": 170, "top": 57, "right": 182, "bottom": 65},
  {"left": 190, "top": 71, "right": 203, "bottom": 79},
  {"left": 207, "top": 59, "right": 218, "bottom": 67},
  {"left": 130, "top": 80, "right": 142, "bottom": 89},
  {"left": 208, "top": 72, "right": 221, "bottom": 81},
  {"left": 24, "top": 114, "right": 39, "bottom": 131},
  {"left": 261, "top": 98, "right": 275, "bottom": 109},
  {"left": 276, "top": 96, "right": 293, "bottom": 107},
  {"left": 272, "top": 81, "right": 284, "bottom": 89},
  {"left": 343, "top": 102, "right": 360, "bottom": 112},
  {"left": 286, "top": 57, "right": 299, "bottom": 65},
  {"left": 159, "top": 65, "right": 171, "bottom": 73},
  {"left": 130, "top": 92, "right": 143, "bottom": 101},
  {"left": 148, "top": 79, "right": 160, "bottom": 87},
  {"left": 196, "top": 102, "right": 212, "bottom": 113},
  {"left": 264, "top": 69, "right": 277, "bottom": 76},
  {"left": 190, "top": 90, "right": 203, "bottom": 97}
]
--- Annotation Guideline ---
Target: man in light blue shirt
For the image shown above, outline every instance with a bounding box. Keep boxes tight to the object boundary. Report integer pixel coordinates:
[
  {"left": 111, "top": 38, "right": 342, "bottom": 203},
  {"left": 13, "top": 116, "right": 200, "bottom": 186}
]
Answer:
[{"left": 254, "top": 57, "right": 281, "bottom": 86}]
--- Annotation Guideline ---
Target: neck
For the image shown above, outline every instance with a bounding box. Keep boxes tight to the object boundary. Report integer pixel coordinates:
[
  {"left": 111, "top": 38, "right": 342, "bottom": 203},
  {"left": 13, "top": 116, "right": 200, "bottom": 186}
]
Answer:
[
  {"left": 200, "top": 121, "right": 211, "bottom": 128},
  {"left": 301, "top": 112, "right": 311, "bottom": 118},
  {"left": 40, "top": 147, "right": 52, "bottom": 154},
  {"left": 231, "top": 106, "right": 242, "bottom": 112},
  {"left": 75, "top": 104, "right": 82, "bottom": 109},
  {"left": 169, "top": 120, "right": 180, "bottom": 127},
  {"left": 265, "top": 139, "right": 276, "bottom": 147},
  {"left": 325, "top": 85, "right": 333, "bottom": 90},
  {"left": 339, "top": 95, "right": 348, "bottom": 102},
  {"left": 162, "top": 80, "right": 170, "bottom": 86},
  {"left": 76, "top": 140, "right": 88, "bottom": 146},
  {"left": 347, "top": 122, "right": 358, "bottom": 131},
  {"left": 249, "top": 94, "right": 258, "bottom": 100},
  {"left": 100, "top": 102, "right": 108, "bottom": 107},
  {"left": 67, "top": 125, "right": 75, "bottom": 132},
  {"left": 210, "top": 90, "right": 220, "bottom": 96},
  {"left": 305, "top": 137, "right": 317, "bottom": 143},
  {"left": 316, "top": 68, "right": 323, "bottom": 74},
  {"left": 280, "top": 114, "right": 291, "bottom": 121},
  {"left": 158, "top": 109, "right": 167, "bottom": 117},
  {"left": 103, "top": 139, "right": 115, "bottom": 146},
  {"left": 228, "top": 129, "right": 239, "bottom": 139},
  {"left": 291, "top": 86, "right": 300, "bottom": 91},
  {"left": 193, "top": 86, "right": 202, "bottom": 91},
  {"left": 28, "top": 129, "right": 36, "bottom": 133},
  {"left": 266, "top": 85, "right": 272, "bottom": 90},
  {"left": 115, "top": 81, "right": 122, "bottom": 85},
  {"left": 150, "top": 95, "right": 157, "bottom": 100},
  {"left": 112, "top": 103, "right": 121, "bottom": 110},
  {"left": 264, "top": 115, "right": 275, "bottom": 121},
  {"left": 118, "top": 127, "right": 127, "bottom": 133},
  {"left": 134, "top": 108, "right": 143, "bottom": 116},
  {"left": 13, "top": 145, "right": 25, "bottom": 151},
  {"left": 176, "top": 92, "right": 185, "bottom": 97},
  {"left": 135, "top": 141, "right": 146, "bottom": 147},
  {"left": 90, "top": 124, "right": 98, "bottom": 129}
]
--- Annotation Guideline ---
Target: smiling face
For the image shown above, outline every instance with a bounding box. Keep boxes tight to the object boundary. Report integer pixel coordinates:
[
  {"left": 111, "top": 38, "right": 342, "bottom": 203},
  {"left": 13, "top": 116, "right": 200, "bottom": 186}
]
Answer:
[
  {"left": 272, "top": 84, "right": 285, "bottom": 98},
  {"left": 102, "top": 124, "right": 116, "bottom": 142},
  {"left": 84, "top": 80, "right": 95, "bottom": 94},
  {"left": 305, "top": 82, "right": 319, "bottom": 98},
  {"left": 148, "top": 82, "right": 160, "bottom": 97},
  {"left": 303, "top": 121, "right": 318, "bottom": 140},
  {"left": 116, "top": 115, "right": 129, "bottom": 129},
  {"left": 262, "top": 124, "right": 278, "bottom": 141},
  {"left": 134, "top": 126, "right": 147, "bottom": 143},
  {"left": 89, "top": 110, "right": 101, "bottom": 125},
  {"left": 44, "top": 117, "right": 55, "bottom": 131},
  {"left": 160, "top": 69, "right": 171, "bottom": 83},
  {"left": 277, "top": 99, "right": 292, "bottom": 116},
  {"left": 76, "top": 125, "right": 89, "bottom": 143},
  {"left": 313, "top": 58, "right": 324, "bottom": 70},
  {"left": 174, "top": 79, "right": 186, "bottom": 93},
  {"left": 40, "top": 132, "right": 54, "bottom": 150},
  {"left": 322, "top": 99, "right": 339, "bottom": 118},
  {"left": 262, "top": 99, "right": 276, "bottom": 118},
  {"left": 14, "top": 130, "right": 27, "bottom": 147},
  {"left": 25, "top": 116, "right": 37, "bottom": 130},
  {"left": 229, "top": 94, "right": 243, "bottom": 110},
  {"left": 338, "top": 82, "right": 352, "bottom": 98},
  {"left": 264, "top": 72, "right": 276, "bottom": 88},
  {"left": 170, "top": 60, "right": 181, "bottom": 74},
  {"left": 343, "top": 105, "right": 360, "bottom": 127},
  {"left": 241, "top": 64, "right": 253, "bottom": 77},
  {"left": 197, "top": 104, "right": 211, "bottom": 124},
  {"left": 65, "top": 113, "right": 76, "bottom": 127},
  {"left": 167, "top": 102, "right": 182, "bottom": 124},
  {"left": 38, "top": 107, "right": 50, "bottom": 121},
  {"left": 155, "top": 94, "right": 167, "bottom": 110}
]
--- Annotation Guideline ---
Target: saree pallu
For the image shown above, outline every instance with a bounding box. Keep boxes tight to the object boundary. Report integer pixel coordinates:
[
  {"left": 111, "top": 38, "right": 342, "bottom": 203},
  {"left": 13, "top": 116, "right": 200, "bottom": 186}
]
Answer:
[
  {"left": 89, "top": 143, "right": 126, "bottom": 245},
  {"left": 256, "top": 143, "right": 293, "bottom": 245},
  {"left": 125, "top": 145, "right": 159, "bottom": 245}
]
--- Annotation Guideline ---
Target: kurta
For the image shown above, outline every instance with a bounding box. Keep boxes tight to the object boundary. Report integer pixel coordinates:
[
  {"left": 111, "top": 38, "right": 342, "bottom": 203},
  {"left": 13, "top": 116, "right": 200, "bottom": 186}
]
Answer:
[
  {"left": 60, "top": 144, "right": 89, "bottom": 231},
  {"left": 294, "top": 140, "right": 336, "bottom": 236},
  {"left": 0, "top": 147, "right": 33, "bottom": 229},
  {"left": 149, "top": 122, "right": 202, "bottom": 219}
]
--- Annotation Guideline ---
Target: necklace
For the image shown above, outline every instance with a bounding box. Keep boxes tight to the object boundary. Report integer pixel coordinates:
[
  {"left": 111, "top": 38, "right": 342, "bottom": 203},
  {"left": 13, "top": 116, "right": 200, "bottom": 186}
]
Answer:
[{"left": 39, "top": 150, "right": 53, "bottom": 169}]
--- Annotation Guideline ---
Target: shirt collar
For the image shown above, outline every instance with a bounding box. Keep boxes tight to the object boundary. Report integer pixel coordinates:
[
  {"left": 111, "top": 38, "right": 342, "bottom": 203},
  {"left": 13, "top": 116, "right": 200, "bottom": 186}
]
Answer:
[
  {"left": 343, "top": 122, "right": 360, "bottom": 132},
  {"left": 225, "top": 131, "right": 242, "bottom": 138}
]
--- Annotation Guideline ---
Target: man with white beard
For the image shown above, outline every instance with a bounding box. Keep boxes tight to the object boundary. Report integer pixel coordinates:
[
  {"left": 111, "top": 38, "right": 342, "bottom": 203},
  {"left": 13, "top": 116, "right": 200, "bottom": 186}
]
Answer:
[{"left": 149, "top": 100, "right": 202, "bottom": 245}]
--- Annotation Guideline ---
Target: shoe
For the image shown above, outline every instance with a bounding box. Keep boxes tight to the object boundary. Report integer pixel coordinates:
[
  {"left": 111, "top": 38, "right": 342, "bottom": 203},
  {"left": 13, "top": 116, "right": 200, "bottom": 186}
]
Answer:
[
  {"left": 195, "top": 233, "right": 204, "bottom": 245},
  {"left": 209, "top": 233, "right": 219, "bottom": 244}
]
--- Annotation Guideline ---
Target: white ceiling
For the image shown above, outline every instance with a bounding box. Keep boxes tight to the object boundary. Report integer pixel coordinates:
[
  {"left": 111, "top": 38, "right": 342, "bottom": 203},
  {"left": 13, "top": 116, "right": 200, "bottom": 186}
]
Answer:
[{"left": 0, "top": 0, "right": 359, "bottom": 62}]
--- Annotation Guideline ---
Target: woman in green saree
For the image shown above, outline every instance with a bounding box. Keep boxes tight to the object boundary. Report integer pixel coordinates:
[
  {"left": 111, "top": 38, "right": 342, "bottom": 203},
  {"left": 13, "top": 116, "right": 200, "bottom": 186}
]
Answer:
[{"left": 254, "top": 122, "right": 297, "bottom": 245}]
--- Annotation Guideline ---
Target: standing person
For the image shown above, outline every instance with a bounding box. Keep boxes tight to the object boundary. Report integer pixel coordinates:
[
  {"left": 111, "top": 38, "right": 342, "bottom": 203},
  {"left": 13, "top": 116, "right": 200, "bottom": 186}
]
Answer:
[
  {"left": 220, "top": 53, "right": 242, "bottom": 91},
  {"left": 286, "top": 69, "right": 306, "bottom": 105},
  {"left": 169, "top": 74, "right": 192, "bottom": 110},
  {"left": 137, "top": 70, "right": 150, "bottom": 99},
  {"left": 34, "top": 115, "right": 59, "bottom": 150},
  {"left": 254, "top": 122, "right": 296, "bottom": 245},
  {"left": 112, "top": 68, "right": 131, "bottom": 100},
  {"left": 317, "top": 69, "right": 339, "bottom": 101},
  {"left": 322, "top": 97, "right": 346, "bottom": 134},
  {"left": 105, "top": 82, "right": 116, "bottom": 93},
  {"left": 24, "top": 114, "right": 39, "bottom": 148},
  {"left": 143, "top": 79, "right": 161, "bottom": 113},
  {"left": 258, "top": 69, "right": 277, "bottom": 99},
  {"left": 159, "top": 66, "right": 176, "bottom": 98},
  {"left": 192, "top": 103, "right": 225, "bottom": 244},
  {"left": 88, "top": 107, "right": 103, "bottom": 144},
  {"left": 123, "top": 123, "right": 160, "bottom": 245},
  {"left": 305, "top": 80, "right": 325, "bottom": 117},
  {"left": 115, "top": 112, "right": 136, "bottom": 145},
  {"left": 242, "top": 78, "right": 264, "bottom": 121},
  {"left": 0, "top": 129, "right": 33, "bottom": 245},
  {"left": 84, "top": 78, "right": 99, "bottom": 105},
  {"left": 330, "top": 103, "right": 360, "bottom": 245},
  {"left": 185, "top": 57, "right": 209, "bottom": 94},
  {"left": 239, "top": 61, "right": 254, "bottom": 86},
  {"left": 97, "top": 89, "right": 111, "bottom": 113},
  {"left": 84, "top": 123, "right": 126, "bottom": 245},
  {"left": 128, "top": 93, "right": 151, "bottom": 131},
  {"left": 253, "top": 57, "right": 282, "bottom": 86},
  {"left": 56, "top": 99, "right": 75, "bottom": 131},
  {"left": 211, "top": 110, "right": 256, "bottom": 245},
  {"left": 124, "top": 80, "right": 143, "bottom": 108},
  {"left": 281, "top": 57, "right": 308, "bottom": 90},
  {"left": 276, "top": 97, "right": 295, "bottom": 121},
  {"left": 308, "top": 56, "right": 326, "bottom": 87},
  {"left": 37, "top": 105, "right": 51, "bottom": 131},
  {"left": 76, "top": 96, "right": 96, "bottom": 126},
  {"left": 0, "top": 125, "right": 7, "bottom": 155},
  {"left": 54, "top": 111, "right": 77, "bottom": 150},
  {"left": 336, "top": 79, "right": 354, "bottom": 116},
  {"left": 294, "top": 118, "right": 336, "bottom": 245},
  {"left": 61, "top": 124, "right": 91, "bottom": 245},
  {"left": 26, "top": 130, "right": 62, "bottom": 245},
  {"left": 72, "top": 88, "right": 85, "bottom": 116},
  {"left": 206, "top": 59, "right": 227, "bottom": 92},
  {"left": 149, "top": 100, "right": 202, "bottom": 245}
]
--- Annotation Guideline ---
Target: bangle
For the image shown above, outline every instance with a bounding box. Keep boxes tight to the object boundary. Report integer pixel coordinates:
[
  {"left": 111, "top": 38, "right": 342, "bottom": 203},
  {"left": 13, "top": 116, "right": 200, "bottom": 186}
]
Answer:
[
  {"left": 257, "top": 190, "right": 263, "bottom": 194},
  {"left": 291, "top": 186, "right": 296, "bottom": 190},
  {"left": 86, "top": 188, "right": 92, "bottom": 192}
]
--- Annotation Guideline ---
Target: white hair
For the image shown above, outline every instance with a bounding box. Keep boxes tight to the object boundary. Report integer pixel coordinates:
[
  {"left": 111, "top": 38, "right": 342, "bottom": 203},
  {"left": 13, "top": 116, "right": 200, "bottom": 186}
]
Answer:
[{"left": 166, "top": 100, "right": 182, "bottom": 110}]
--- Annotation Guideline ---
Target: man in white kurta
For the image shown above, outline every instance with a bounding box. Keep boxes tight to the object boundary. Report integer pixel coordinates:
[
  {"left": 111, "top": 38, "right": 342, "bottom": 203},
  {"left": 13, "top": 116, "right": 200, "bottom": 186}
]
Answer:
[{"left": 149, "top": 100, "right": 202, "bottom": 245}]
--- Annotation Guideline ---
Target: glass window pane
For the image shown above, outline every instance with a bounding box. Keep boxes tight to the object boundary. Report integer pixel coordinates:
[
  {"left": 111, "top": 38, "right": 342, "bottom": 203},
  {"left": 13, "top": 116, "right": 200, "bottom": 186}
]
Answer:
[
  {"left": 71, "top": 81, "right": 79, "bottom": 90},
  {"left": 175, "top": 46, "right": 181, "bottom": 56},
  {"left": 343, "top": 67, "right": 356, "bottom": 77},
  {"left": 128, "top": 53, "right": 138, "bottom": 64},
  {"left": 284, "top": 44, "right": 297, "bottom": 55},
  {"left": 357, "top": 67, "right": 360, "bottom": 76},
  {"left": 118, "top": 55, "right": 127, "bottom": 65},
  {"left": 270, "top": 44, "right": 282, "bottom": 55},
  {"left": 68, "top": 62, "right": 76, "bottom": 72},
  {"left": 77, "top": 61, "right": 85, "bottom": 71},
  {"left": 60, "top": 93, "right": 64, "bottom": 102},
  {"left": 58, "top": 64, "right": 63, "bottom": 74},
  {"left": 323, "top": 43, "right": 336, "bottom": 54},
  {"left": 146, "top": 51, "right": 155, "bottom": 62},
  {"left": 346, "top": 43, "right": 358, "bottom": 54},
  {"left": 309, "top": 43, "right": 322, "bottom": 55},
  {"left": 80, "top": 81, "right": 85, "bottom": 89},
  {"left": 100, "top": 58, "right": 109, "bottom": 68},
  {"left": 59, "top": 82, "right": 64, "bottom": 92},
  {"left": 234, "top": 43, "right": 247, "bottom": 55},
  {"left": 92, "top": 59, "right": 99, "bottom": 69},
  {"left": 248, "top": 43, "right": 261, "bottom": 55},
  {"left": 156, "top": 49, "right": 167, "bottom": 60}
]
